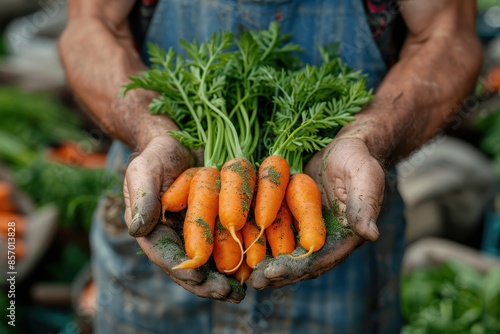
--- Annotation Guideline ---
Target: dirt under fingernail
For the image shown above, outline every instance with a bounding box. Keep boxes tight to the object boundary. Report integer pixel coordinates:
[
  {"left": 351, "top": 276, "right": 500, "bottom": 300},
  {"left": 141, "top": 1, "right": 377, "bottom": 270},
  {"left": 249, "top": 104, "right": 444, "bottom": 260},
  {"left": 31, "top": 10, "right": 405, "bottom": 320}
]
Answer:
[{"left": 129, "top": 217, "right": 141, "bottom": 236}]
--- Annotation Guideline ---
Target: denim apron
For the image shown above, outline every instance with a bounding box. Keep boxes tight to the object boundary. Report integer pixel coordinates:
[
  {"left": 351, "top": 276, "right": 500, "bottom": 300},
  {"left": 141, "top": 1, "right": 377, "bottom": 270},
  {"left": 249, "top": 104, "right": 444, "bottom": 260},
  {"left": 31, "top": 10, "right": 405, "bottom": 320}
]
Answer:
[{"left": 90, "top": 1, "right": 406, "bottom": 333}]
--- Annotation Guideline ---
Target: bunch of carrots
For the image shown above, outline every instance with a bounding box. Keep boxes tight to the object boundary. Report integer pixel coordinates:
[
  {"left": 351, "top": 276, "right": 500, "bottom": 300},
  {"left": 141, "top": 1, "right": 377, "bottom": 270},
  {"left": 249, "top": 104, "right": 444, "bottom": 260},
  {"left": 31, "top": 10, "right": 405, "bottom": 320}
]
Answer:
[{"left": 124, "top": 23, "right": 373, "bottom": 284}]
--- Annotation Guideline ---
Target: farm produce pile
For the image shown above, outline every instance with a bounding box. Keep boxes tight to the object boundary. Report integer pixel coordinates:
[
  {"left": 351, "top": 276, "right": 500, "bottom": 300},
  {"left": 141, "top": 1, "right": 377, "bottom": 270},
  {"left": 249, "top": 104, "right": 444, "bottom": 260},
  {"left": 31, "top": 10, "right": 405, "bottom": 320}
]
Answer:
[{"left": 124, "top": 23, "right": 373, "bottom": 284}]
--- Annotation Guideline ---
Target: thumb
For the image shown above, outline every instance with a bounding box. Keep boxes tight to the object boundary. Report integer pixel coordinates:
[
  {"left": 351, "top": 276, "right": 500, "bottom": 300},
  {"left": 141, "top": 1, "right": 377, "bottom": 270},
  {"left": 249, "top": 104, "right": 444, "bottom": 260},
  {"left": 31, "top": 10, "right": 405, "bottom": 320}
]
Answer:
[
  {"left": 124, "top": 152, "right": 163, "bottom": 237},
  {"left": 123, "top": 137, "right": 192, "bottom": 237},
  {"left": 345, "top": 157, "right": 384, "bottom": 241}
]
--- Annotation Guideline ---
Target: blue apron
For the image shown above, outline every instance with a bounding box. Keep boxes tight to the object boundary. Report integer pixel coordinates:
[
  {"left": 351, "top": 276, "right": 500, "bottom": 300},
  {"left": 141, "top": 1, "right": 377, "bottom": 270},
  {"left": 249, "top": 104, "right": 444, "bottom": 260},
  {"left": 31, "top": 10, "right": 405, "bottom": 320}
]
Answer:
[{"left": 90, "top": 1, "right": 406, "bottom": 333}]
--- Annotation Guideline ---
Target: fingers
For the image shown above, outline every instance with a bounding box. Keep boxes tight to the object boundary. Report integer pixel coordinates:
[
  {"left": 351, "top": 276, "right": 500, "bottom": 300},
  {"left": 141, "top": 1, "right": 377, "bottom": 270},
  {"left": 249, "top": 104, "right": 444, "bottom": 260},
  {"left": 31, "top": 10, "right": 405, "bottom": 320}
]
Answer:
[
  {"left": 138, "top": 224, "right": 205, "bottom": 285},
  {"left": 320, "top": 139, "right": 384, "bottom": 242},
  {"left": 249, "top": 234, "right": 364, "bottom": 289},
  {"left": 124, "top": 137, "right": 192, "bottom": 237},
  {"left": 124, "top": 153, "right": 163, "bottom": 237},
  {"left": 343, "top": 156, "right": 384, "bottom": 241},
  {"left": 135, "top": 224, "right": 246, "bottom": 303},
  {"left": 171, "top": 273, "right": 245, "bottom": 303},
  {"left": 121, "top": 135, "right": 244, "bottom": 302}
]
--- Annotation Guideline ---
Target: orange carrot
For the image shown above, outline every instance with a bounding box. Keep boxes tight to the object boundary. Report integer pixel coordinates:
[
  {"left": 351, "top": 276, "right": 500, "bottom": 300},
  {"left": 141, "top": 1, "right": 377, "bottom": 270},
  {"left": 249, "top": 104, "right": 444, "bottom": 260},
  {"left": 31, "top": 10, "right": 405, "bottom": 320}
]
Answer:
[
  {"left": 292, "top": 216, "right": 300, "bottom": 234},
  {"left": 233, "top": 260, "right": 253, "bottom": 285},
  {"left": 48, "top": 141, "right": 106, "bottom": 168},
  {"left": 172, "top": 167, "right": 220, "bottom": 270},
  {"left": 266, "top": 201, "right": 295, "bottom": 257},
  {"left": 160, "top": 167, "right": 202, "bottom": 222},
  {"left": 486, "top": 65, "right": 500, "bottom": 92},
  {"left": 218, "top": 158, "right": 257, "bottom": 272},
  {"left": 213, "top": 219, "right": 244, "bottom": 274},
  {"left": 0, "top": 213, "right": 26, "bottom": 236},
  {"left": 242, "top": 217, "right": 267, "bottom": 269},
  {"left": 285, "top": 173, "right": 326, "bottom": 259},
  {"left": 249, "top": 155, "right": 290, "bottom": 253},
  {"left": 0, "top": 181, "right": 16, "bottom": 212}
]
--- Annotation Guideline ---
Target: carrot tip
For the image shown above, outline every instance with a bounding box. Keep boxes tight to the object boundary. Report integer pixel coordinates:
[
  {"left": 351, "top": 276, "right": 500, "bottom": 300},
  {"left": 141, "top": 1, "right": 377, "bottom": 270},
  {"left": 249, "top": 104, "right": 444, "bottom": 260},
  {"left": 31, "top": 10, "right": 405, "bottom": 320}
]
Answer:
[
  {"left": 172, "top": 257, "right": 202, "bottom": 270},
  {"left": 289, "top": 246, "right": 314, "bottom": 260},
  {"left": 224, "top": 227, "right": 244, "bottom": 273}
]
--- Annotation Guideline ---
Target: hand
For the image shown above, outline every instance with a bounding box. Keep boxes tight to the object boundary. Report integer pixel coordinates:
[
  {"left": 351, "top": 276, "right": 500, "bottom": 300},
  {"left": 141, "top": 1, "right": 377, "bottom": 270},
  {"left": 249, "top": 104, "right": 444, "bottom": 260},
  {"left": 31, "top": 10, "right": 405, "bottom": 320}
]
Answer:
[
  {"left": 249, "top": 137, "right": 385, "bottom": 289},
  {"left": 123, "top": 135, "right": 245, "bottom": 303}
]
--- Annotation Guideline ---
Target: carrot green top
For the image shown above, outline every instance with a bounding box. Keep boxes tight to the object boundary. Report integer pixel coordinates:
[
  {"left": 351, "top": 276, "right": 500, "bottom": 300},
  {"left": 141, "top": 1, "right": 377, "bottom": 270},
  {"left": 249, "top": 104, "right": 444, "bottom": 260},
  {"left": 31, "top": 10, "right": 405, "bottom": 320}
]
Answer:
[
  {"left": 123, "top": 24, "right": 373, "bottom": 173},
  {"left": 261, "top": 47, "right": 373, "bottom": 174}
]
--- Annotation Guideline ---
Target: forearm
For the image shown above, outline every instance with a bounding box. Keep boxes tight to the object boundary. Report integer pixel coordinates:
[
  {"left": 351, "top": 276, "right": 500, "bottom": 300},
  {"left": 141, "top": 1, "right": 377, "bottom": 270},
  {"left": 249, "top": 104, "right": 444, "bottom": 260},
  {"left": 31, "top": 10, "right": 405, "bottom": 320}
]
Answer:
[
  {"left": 58, "top": 4, "right": 180, "bottom": 151},
  {"left": 338, "top": 11, "right": 482, "bottom": 165}
]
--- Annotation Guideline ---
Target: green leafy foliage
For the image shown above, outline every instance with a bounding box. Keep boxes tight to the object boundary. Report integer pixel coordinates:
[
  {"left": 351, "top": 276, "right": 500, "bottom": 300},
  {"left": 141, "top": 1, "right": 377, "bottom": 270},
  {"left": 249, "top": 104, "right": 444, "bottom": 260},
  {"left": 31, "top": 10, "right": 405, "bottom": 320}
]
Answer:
[
  {"left": 401, "top": 260, "right": 500, "bottom": 333},
  {"left": 11, "top": 157, "right": 115, "bottom": 231},
  {"left": 124, "top": 23, "right": 372, "bottom": 172},
  {"left": 124, "top": 23, "right": 306, "bottom": 168},
  {"left": 0, "top": 87, "right": 112, "bottom": 232},
  {"left": 0, "top": 87, "right": 84, "bottom": 154},
  {"left": 260, "top": 47, "right": 373, "bottom": 173},
  {"left": 46, "top": 244, "right": 90, "bottom": 283},
  {"left": 0, "top": 34, "right": 6, "bottom": 56}
]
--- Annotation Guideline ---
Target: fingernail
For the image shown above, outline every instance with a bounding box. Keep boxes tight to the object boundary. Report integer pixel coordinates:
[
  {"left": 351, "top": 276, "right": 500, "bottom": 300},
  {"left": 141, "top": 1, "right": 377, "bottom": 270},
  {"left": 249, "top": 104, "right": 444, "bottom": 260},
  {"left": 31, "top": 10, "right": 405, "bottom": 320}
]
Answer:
[
  {"left": 211, "top": 292, "right": 225, "bottom": 299},
  {"left": 368, "top": 219, "right": 380, "bottom": 240},
  {"left": 129, "top": 215, "right": 142, "bottom": 236}
]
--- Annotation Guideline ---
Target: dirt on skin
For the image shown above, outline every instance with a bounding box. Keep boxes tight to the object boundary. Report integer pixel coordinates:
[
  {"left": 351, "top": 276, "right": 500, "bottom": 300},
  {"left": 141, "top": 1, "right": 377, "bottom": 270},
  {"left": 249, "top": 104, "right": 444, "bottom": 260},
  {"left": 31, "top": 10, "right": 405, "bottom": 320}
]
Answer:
[{"left": 222, "top": 158, "right": 256, "bottom": 214}]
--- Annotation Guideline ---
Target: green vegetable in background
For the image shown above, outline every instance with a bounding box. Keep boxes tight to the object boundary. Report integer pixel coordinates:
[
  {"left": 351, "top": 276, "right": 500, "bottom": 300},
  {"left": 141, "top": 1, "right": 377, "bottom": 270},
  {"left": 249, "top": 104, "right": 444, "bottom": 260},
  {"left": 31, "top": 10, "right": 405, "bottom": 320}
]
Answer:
[
  {"left": 0, "top": 87, "right": 85, "bottom": 152},
  {"left": 477, "top": 0, "right": 500, "bottom": 11},
  {"left": 401, "top": 260, "right": 500, "bottom": 333},
  {"left": 476, "top": 109, "right": 500, "bottom": 176},
  {"left": 0, "top": 87, "right": 114, "bottom": 232}
]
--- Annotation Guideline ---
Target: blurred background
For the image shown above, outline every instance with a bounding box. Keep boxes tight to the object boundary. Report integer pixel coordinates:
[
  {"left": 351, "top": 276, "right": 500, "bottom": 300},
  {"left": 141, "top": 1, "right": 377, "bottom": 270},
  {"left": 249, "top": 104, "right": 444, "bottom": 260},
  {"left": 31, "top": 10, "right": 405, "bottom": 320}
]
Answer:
[{"left": 0, "top": 1, "right": 499, "bottom": 333}]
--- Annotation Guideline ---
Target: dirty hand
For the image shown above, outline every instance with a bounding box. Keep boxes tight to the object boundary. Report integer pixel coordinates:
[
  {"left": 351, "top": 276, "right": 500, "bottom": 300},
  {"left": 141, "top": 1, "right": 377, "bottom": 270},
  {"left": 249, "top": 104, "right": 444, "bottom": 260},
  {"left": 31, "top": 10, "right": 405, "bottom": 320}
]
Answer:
[
  {"left": 123, "top": 135, "right": 245, "bottom": 303},
  {"left": 249, "top": 137, "right": 385, "bottom": 289}
]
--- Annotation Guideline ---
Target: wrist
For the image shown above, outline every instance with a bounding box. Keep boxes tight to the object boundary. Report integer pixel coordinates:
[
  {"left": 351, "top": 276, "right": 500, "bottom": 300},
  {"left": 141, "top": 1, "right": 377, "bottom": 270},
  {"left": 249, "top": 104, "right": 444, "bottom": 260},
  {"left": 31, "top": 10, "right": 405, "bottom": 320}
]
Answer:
[
  {"left": 333, "top": 91, "right": 418, "bottom": 167},
  {"left": 335, "top": 116, "right": 395, "bottom": 168},
  {"left": 110, "top": 89, "right": 182, "bottom": 152}
]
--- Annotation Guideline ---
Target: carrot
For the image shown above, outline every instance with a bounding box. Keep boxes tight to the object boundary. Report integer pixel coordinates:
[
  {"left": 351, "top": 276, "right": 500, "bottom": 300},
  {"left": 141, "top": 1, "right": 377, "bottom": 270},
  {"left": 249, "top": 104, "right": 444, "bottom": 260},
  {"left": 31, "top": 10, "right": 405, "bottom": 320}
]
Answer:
[
  {"left": 160, "top": 167, "right": 202, "bottom": 222},
  {"left": 247, "top": 155, "right": 290, "bottom": 253},
  {"left": 292, "top": 216, "right": 300, "bottom": 234},
  {"left": 213, "top": 219, "right": 244, "bottom": 274},
  {"left": 0, "top": 212, "right": 27, "bottom": 236},
  {"left": 78, "top": 153, "right": 107, "bottom": 169},
  {"left": 233, "top": 260, "right": 253, "bottom": 285},
  {"left": 242, "top": 217, "right": 267, "bottom": 268},
  {"left": 218, "top": 157, "right": 257, "bottom": 272},
  {"left": 266, "top": 201, "right": 295, "bottom": 257},
  {"left": 48, "top": 141, "right": 106, "bottom": 168},
  {"left": 172, "top": 167, "right": 220, "bottom": 270},
  {"left": 0, "top": 181, "right": 16, "bottom": 212},
  {"left": 285, "top": 173, "right": 326, "bottom": 259},
  {"left": 486, "top": 65, "right": 500, "bottom": 92}
]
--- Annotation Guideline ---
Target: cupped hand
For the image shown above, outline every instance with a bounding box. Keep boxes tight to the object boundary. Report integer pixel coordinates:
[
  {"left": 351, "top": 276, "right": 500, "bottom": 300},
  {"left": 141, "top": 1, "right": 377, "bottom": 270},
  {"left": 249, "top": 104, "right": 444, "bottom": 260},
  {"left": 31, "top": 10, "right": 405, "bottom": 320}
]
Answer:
[
  {"left": 123, "top": 135, "right": 245, "bottom": 303},
  {"left": 249, "top": 137, "right": 385, "bottom": 289}
]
